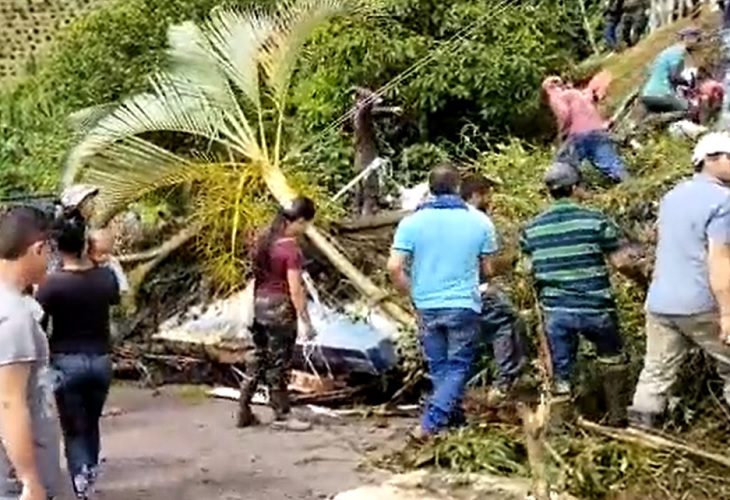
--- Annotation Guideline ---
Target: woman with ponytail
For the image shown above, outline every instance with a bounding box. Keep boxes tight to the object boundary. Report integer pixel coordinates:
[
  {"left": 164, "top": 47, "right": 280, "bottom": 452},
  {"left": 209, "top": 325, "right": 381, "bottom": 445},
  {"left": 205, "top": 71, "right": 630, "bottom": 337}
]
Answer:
[
  {"left": 237, "top": 197, "right": 316, "bottom": 431},
  {"left": 35, "top": 216, "right": 119, "bottom": 499}
]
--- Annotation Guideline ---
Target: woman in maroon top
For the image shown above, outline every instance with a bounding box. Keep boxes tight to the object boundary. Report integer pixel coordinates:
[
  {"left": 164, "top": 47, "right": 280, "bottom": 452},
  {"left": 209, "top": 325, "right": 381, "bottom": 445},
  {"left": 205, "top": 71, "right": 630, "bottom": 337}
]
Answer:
[{"left": 238, "top": 197, "right": 316, "bottom": 430}]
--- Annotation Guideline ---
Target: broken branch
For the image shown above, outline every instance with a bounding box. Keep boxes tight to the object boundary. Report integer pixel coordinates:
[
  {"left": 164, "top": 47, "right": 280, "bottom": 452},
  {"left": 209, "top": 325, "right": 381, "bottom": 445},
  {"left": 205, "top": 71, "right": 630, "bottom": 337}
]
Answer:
[{"left": 576, "top": 417, "right": 730, "bottom": 469}]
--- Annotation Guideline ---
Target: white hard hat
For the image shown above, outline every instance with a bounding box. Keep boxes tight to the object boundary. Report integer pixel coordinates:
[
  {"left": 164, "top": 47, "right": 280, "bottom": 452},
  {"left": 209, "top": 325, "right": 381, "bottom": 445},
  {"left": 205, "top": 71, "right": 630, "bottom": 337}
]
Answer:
[{"left": 692, "top": 132, "right": 730, "bottom": 167}]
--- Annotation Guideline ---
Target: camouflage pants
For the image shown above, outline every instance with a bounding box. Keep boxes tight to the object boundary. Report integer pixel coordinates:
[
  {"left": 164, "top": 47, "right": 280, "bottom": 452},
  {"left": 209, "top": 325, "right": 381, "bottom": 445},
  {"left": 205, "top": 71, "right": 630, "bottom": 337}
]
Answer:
[{"left": 240, "top": 294, "right": 297, "bottom": 420}]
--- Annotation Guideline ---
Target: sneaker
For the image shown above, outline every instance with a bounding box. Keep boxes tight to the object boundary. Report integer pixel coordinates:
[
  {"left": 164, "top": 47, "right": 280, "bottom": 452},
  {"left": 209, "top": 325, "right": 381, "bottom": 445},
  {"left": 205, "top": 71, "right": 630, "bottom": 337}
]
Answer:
[
  {"left": 407, "top": 424, "right": 430, "bottom": 444},
  {"left": 552, "top": 379, "right": 571, "bottom": 397},
  {"left": 270, "top": 417, "right": 312, "bottom": 432},
  {"left": 73, "top": 469, "right": 90, "bottom": 499}
]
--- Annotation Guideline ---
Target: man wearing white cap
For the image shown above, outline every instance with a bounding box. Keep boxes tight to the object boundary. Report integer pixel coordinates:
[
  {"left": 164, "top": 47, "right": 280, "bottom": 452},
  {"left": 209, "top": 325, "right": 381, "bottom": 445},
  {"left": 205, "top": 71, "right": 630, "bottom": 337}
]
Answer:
[{"left": 629, "top": 132, "right": 730, "bottom": 429}]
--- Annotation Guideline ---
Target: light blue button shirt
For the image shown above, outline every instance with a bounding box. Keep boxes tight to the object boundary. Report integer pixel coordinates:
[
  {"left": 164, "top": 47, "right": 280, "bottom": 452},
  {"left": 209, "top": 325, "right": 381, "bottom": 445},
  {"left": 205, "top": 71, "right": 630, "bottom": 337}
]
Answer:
[
  {"left": 393, "top": 204, "right": 497, "bottom": 312},
  {"left": 647, "top": 174, "right": 730, "bottom": 315}
]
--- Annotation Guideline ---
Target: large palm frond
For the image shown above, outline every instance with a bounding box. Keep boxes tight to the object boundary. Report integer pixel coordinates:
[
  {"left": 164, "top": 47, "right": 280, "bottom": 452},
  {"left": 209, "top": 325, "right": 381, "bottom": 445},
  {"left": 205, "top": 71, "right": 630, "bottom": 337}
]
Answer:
[
  {"left": 83, "top": 136, "right": 211, "bottom": 225},
  {"left": 61, "top": 0, "right": 410, "bottom": 301},
  {"left": 261, "top": 0, "right": 352, "bottom": 106}
]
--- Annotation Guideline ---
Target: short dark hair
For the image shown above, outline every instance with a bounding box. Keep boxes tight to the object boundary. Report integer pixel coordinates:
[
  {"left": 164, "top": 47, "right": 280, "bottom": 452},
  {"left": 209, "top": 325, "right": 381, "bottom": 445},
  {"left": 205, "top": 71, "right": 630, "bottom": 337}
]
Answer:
[
  {"left": 56, "top": 216, "right": 87, "bottom": 258},
  {"left": 0, "top": 206, "right": 51, "bottom": 260},
  {"left": 429, "top": 163, "right": 460, "bottom": 195},
  {"left": 547, "top": 185, "right": 575, "bottom": 199},
  {"left": 460, "top": 174, "right": 494, "bottom": 200}
]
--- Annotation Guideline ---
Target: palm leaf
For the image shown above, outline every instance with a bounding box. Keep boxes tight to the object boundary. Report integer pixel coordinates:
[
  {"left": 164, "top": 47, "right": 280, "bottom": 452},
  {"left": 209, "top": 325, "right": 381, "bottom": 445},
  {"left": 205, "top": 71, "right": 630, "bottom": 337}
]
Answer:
[
  {"left": 67, "top": 103, "right": 117, "bottom": 136},
  {"left": 78, "top": 136, "right": 211, "bottom": 225},
  {"left": 260, "top": 0, "right": 353, "bottom": 105},
  {"left": 203, "top": 8, "right": 274, "bottom": 109}
]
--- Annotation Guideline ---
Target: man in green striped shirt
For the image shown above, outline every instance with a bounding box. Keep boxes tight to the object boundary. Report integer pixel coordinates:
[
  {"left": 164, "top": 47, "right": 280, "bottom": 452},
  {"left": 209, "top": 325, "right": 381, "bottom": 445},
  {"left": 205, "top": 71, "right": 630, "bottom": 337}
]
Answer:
[{"left": 520, "top": 162, "right": 635, "bottom": 426}]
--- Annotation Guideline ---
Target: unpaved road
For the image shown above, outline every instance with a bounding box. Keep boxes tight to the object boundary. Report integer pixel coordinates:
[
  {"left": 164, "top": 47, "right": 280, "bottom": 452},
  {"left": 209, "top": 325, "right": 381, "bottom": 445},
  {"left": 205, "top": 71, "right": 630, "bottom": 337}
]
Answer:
[{"left": 69, "top": 385, "right": 412, "bottom": 500}]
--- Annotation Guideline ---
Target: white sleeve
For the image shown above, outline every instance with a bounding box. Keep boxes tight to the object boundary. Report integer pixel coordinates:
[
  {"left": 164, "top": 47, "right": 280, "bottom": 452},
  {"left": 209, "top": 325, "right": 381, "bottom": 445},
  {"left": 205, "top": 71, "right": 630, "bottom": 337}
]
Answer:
[{"left": 106, "top": 258, "right": 130, "bottom": 293}]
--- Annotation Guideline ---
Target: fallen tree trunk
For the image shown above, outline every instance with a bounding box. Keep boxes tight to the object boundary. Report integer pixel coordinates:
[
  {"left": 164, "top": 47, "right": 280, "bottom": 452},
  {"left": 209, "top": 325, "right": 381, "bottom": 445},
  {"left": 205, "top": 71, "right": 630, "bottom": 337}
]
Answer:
[
  {"left": 334, "top": 210, "right": 411, "bottom": 232},
  {"left": 127, "top": 224, "right": 199, "bottom": 303},
  {"left": 576, "top": 417, "right": 730, "bottom": 469}
]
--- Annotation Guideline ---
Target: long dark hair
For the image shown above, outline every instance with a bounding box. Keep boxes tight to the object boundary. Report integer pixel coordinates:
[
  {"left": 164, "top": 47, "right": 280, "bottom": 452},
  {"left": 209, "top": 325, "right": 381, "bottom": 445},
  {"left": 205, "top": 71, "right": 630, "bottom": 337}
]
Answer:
[{"left": 252, "top": 197, "right": 316, "bottom": 281}]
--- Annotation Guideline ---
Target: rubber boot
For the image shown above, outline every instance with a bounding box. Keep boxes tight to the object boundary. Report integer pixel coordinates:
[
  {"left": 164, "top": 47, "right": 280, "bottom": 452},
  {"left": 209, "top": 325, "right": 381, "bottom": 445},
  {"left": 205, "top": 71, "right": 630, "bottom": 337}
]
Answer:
[
  {"left": 269, "top": 389, "right": 291, "bottom": 420},
  {"left": 269, "top": 390, "right": 311, "bottom": 431},
  {"left": 236, "top": 379, "right": 260, "bottom": 428},
  {"left": 601, "top": 362, "right": 629, "bottom": 427}
]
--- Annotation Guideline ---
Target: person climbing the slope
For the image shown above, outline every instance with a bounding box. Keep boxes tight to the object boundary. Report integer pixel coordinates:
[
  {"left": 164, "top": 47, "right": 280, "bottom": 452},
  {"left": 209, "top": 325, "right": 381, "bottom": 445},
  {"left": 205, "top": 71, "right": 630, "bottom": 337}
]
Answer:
[
  {"left": 238, "top": 197, "right": 317, "bottom": 432},
  {"left": 640, "top": 27, "right": 703, "bottom": 115},
  {"left": 543, "top": 76, "right": 629, "bottom": 183},
  {"left": 388, "top": 164, "right": 496, "bottom": 437},
  {"left": 459, "top": 174, "right": 525, "bottom": 404},
  {"left": 620, "top": 0, "right": 648, "bottom": 48},
  {"left": 520, "top": 162, "right": 641, "bottom": 426},
  {"left": 603, "top": 0, "right": 624, "bottom": 52},
  {"left": 629, "top": 132, "right": 730, "bottom": 430}
]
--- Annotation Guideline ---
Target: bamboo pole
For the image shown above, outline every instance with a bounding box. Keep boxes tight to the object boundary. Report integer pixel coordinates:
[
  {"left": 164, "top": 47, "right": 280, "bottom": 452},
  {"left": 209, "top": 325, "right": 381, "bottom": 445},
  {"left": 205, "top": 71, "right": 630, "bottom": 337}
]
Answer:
[{"left": 576, "top": 417, "right": 730, "bottom": 469}]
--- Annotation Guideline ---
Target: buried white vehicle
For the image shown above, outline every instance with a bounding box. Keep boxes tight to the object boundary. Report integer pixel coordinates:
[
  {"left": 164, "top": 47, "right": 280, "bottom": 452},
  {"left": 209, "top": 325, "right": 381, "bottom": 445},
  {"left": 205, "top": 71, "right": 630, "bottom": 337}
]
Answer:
[{"left": 153, "top": 282, "right": 399, "bottom": 375}]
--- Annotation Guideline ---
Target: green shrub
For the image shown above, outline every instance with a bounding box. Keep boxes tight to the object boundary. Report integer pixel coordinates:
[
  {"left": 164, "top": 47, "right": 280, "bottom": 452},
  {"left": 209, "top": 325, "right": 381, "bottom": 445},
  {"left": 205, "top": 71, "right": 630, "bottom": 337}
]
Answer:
[{"left": 0, "top": 0, "right": 233, "bottom": 195}]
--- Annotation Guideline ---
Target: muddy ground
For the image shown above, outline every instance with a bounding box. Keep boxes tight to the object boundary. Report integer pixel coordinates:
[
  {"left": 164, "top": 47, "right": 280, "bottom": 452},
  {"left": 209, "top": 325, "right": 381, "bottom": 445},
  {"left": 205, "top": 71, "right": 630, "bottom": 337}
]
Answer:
[{"left": 66, "top": 385, "right": 413, "bottom": 500}]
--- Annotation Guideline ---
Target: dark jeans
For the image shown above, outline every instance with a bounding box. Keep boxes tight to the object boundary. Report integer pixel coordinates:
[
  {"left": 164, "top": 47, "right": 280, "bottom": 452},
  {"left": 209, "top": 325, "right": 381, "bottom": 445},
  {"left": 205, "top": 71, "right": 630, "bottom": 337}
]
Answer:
[
  {"left": 479, "top": 291, "right": 526, "bottom": 388},
  {"left": 620, "top": 7, "right": 647, "bottom": 47},
  {"left": 418, "top": 308, "right": 479, "bottom": 434},
  {"left": 603, "top": 11, "right": 621, "bottom": 50},
  {"left": 544, "top": 310, "right": 623, "bottom": 382},
  {"left": 52, "top": 354, "right": 112, "bottom": 481},
  {"left": 641, "top": 94, "right": 689, "bottom": 114},
  {"left": 557, "top": 131, "right": 628, "bottom": 182}
]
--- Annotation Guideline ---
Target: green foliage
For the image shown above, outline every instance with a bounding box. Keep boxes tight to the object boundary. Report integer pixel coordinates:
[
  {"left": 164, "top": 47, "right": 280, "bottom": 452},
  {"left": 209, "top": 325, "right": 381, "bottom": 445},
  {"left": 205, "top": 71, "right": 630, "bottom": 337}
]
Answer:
[
  {"left": 2, "top": 0, "right": 596, "bottom": 197},
  {"left": 289, "top": 0, "right": 591, "bottom": 148},
  {"left": 0, "top": 0, "right": 229, "bottom": 195}
]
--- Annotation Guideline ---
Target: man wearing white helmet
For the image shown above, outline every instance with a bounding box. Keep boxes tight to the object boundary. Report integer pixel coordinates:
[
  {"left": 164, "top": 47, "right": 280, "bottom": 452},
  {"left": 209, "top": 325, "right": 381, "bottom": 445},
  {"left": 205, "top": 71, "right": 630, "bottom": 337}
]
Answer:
[{"left": 629, "top": 132, "right": 730, "bottom": 429}]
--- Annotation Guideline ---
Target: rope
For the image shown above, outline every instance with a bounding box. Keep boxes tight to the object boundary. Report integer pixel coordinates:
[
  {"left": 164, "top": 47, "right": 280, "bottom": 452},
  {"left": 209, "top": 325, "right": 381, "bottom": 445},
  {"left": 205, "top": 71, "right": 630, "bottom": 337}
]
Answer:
[
  {"left": 300, "top": 271, "right": 334, "bottom": 380},
  {"left": 330, "top": 157, "right": 389, "bottom": 203},
  {"left": 284, "top": 0, "right": 520, "bottom": 161}
]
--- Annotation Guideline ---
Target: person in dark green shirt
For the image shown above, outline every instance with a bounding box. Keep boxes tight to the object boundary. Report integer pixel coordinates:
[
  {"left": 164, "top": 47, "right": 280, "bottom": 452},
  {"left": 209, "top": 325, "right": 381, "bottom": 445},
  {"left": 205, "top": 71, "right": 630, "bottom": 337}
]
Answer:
[{"left": 520, "top": 162, "right": 637, "bottom": 426}]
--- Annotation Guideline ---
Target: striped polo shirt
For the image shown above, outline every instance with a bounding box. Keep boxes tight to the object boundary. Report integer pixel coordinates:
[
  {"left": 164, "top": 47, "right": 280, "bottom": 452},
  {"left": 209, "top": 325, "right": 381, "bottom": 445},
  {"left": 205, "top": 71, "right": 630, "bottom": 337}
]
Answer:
[{"left": 520, "top": 199, "right": 620, "bottom": 313}]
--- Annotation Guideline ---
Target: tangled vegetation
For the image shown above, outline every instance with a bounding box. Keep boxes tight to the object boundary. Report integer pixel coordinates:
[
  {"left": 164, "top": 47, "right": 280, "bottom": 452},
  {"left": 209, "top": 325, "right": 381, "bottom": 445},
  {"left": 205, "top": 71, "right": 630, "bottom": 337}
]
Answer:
[{"left": 2, "top": 0, "right": 730, "bottom": 498}]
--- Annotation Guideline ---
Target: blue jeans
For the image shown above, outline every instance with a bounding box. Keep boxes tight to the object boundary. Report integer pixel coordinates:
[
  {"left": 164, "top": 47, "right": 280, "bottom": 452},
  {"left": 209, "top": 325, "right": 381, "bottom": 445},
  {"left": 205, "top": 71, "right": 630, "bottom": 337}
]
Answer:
[
  {"left": 544, "top": 310, "right": 623, "bottom": 382},
  {"left": 603, "top": 13, "right": 621, "bottom": 50},
  {"left": 558, "top": 131, "right": 628, "bottom": 182},
  {"left": 418, "top": 308, "right": 479, "bottom": 434},
  {"left": 479, "top": 291, "right": 526, "bottom": 388},
  {"left": 52, "top": 354, "right": 112, "bottom": 484}
]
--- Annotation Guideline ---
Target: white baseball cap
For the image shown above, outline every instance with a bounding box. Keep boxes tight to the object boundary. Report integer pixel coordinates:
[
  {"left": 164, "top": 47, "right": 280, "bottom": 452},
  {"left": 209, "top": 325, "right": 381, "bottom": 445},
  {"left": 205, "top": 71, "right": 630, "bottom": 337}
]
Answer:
[
  {"left": 692, "top": 132, "right": 730, "bottom": 167},
  {"left": 60, "top": 183, "right": 99, "bottom": 209}
]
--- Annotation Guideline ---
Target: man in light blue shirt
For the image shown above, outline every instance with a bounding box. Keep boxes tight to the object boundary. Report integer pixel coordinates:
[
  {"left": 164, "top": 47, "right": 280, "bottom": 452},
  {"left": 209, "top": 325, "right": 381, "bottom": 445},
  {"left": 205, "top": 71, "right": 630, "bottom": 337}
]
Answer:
[
  {"left": 388, "top": 164, "right": 496, "bottom": 436},
  {"left": 629, "top": 132, "right": 730, "bottom": 429},
  {"left": 640, "top": 27, "right": 702, "bottom": 114}
]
